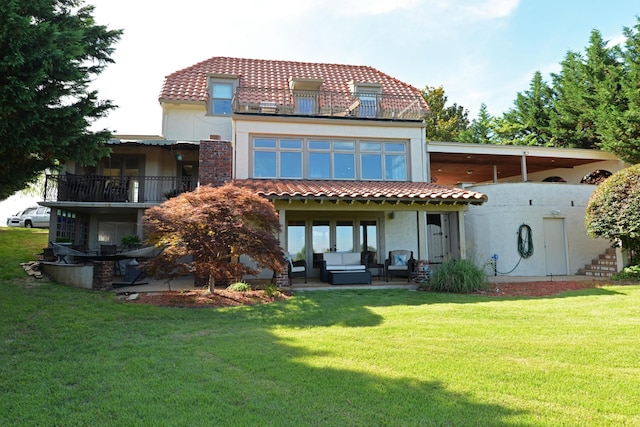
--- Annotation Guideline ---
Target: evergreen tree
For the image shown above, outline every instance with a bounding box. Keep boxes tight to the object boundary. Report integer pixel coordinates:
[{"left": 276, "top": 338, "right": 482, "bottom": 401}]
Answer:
[
  {"left": 596, "top": 18, "right": 640, "bottom": 164},
  {"left": 0, "top": 0, "right": 122, "bottom": 200},
  {"left": 550, "top": 31, "right": 622, "bottom": 149},
  {"left": 495, "top": 71, "right": 555, "bottom": 145},
  {"left": 458, "top": 103, "right": 496, "bottom": 144}
]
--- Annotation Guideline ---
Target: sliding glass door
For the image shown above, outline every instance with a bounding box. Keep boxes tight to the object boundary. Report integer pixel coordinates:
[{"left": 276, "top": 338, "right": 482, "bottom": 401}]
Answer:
[{"left": 288, "top": 217, "right": 379, "bottom": 274}]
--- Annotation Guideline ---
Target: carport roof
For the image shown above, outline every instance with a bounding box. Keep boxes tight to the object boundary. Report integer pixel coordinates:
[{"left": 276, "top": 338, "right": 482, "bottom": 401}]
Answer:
[{"left": 427, "top": 142, "right": 621, "bottom": 185}]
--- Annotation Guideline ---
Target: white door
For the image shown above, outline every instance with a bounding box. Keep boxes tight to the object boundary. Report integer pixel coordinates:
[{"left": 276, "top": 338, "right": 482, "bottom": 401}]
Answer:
[{"left": 543, "top": 218, "right": 568, "bottom": 275}]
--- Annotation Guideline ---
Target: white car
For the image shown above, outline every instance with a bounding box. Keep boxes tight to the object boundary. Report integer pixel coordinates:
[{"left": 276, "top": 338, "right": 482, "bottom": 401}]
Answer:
[
  {"left": 6, "top": 210, "right": 24, "bottom": 227},
  {"left": 19, "top": 206, "right": 50, "bottom": 228}
]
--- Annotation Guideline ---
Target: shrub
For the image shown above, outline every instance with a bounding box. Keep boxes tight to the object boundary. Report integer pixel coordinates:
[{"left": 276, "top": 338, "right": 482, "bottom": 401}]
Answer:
[
  {"left": 611, "top": 265, "right": 640, "bottom": 282},
  {"left": 422, "top": 258, "right": 488, "bottom": 293},
  {"left": 226, "top": 281, "right": 252, "bottom": 292},
  {"left": 262, "top": 283, "right": 280, "bottom": 298},
  {"left": 121, "top": 234, "right": 141, "bottom": 248}
]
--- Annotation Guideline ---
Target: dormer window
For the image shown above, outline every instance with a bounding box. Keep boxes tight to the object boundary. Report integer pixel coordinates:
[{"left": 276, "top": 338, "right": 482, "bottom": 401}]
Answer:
[
  {"left": 290, "top": 78, "right": 323, "bottom": 115},
  {"left": 208, "top": 74, "right": 238, "bottom": 116},
  {"left": 351, "top": 82, "right": 382, "bottom": 118}
]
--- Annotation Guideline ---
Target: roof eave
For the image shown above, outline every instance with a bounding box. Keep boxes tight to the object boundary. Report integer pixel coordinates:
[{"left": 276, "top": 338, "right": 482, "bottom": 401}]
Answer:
[{"left": 261, "top": 194, "right": 487, "bottom": 206}]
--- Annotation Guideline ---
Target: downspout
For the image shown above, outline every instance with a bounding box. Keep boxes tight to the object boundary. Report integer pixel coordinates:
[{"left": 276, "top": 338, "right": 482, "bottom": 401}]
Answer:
[
  {"left": 232, "top": 121, "right": 237, "bottom": 180},
  {"left": 521, "top": 151, "right": 528, "bottom": 182}
]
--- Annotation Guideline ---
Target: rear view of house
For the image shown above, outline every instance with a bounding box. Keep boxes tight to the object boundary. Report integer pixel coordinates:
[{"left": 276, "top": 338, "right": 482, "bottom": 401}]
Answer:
[{"left": 42, "top": 57, "right": 487, "bottom": 281}]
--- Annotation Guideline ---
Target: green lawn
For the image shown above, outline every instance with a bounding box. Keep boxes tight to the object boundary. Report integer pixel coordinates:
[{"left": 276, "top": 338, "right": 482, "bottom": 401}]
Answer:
[{"left": 1, "top": 228, "right": 639, "bottom": 426}]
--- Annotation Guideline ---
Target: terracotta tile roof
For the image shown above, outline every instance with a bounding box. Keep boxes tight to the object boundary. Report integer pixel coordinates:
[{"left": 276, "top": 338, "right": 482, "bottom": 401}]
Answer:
[
  {"left": 234, "top": 179, "right": 487, "bottom": 205},
  {"left": 160, "top": 56, "right": 427, "bottom": 106}
]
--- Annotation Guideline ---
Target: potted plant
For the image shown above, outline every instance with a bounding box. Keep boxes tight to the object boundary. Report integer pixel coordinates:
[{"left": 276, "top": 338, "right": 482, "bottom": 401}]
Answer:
[
  {"left": 54, "top": 237, "right": 72, "bottom": 245},
  {"left": 164, "top": 189, "right": 182, "bottom": 199},
  {"left": 121, "top": 234, "right": 142, "bottom": 250}
]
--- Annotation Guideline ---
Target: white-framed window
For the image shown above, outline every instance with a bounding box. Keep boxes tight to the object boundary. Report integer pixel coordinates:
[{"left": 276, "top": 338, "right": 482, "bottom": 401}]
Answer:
[
  {"left": 360, "top": 142, "right": 406, "bottom": 179},
  {"left": 351, "top": 82, "right": 382, "bottom": 118},
  {"left": 253, "top": 138, "right": 303, "bottom": 178},
  {"left": 294, "top": 92, "right": 318, "bottom": 115},
  {"left": 290, "top": 78, "right": 323, "bottom": 115},
  {"left": 358, "top": 92, "right": 378, "bottom": 118},
  {"left": 251, "top": 136, "right": 407, "bottom": 180},
  {"left": 208, "top": 77, "right": 237, "bottom": 115}
]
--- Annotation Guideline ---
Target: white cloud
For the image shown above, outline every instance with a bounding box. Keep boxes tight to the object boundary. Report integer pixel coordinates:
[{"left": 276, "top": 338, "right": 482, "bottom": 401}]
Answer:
[
  {"left": 339, "top": 0, "right": 421, "bottom": 15},
  {"left": 459, "top": 0, "right": 520, "bottom": 21},
  {"left": 606, "top": 34, "right": 627, "bottom": 48}
]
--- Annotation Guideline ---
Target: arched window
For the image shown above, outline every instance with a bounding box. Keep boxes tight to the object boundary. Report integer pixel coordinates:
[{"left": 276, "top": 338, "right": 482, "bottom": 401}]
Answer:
[
  {"left": 542, "top": 176, "right": 566, "bottom": 183},
  {"left": 580, "top": 169, "right": 612, "bottom": 185}
]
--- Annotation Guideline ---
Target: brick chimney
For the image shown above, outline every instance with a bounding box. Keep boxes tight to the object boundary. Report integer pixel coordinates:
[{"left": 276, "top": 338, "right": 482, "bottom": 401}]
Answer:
[{"left": 199, "top": 138, "right": 232, "bottom": 186}]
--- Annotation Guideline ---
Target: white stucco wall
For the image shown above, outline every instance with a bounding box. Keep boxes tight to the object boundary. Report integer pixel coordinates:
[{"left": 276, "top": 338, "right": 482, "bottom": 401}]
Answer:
[
  {"left": 464, "top": 182, "right": 612, "bottom": 277},
  {"left": 383, "top": 211, "right": 420, "bottom": 258},
  {"left": 162, "top": 103, "right": 233, "bottom": 141}
]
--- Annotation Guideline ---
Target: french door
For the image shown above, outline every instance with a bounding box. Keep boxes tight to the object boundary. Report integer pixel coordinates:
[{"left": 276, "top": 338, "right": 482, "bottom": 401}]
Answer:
[
  {"left": 312, "top": 219, "right": 355, "bottom": 253},
  {"left": 287, "top": 217, "right": 379, "bottom": 273}
]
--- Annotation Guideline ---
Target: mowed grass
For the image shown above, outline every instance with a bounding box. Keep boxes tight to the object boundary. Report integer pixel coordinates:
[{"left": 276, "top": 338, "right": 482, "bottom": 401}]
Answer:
[{"left": 1, "top": 228, "right": 639, "bottom": 426}]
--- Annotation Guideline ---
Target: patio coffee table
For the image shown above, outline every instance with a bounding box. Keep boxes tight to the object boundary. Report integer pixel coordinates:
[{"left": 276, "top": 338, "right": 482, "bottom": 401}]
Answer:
[{"left": 328, "top": 270, "right": 372, "bottom": 285}]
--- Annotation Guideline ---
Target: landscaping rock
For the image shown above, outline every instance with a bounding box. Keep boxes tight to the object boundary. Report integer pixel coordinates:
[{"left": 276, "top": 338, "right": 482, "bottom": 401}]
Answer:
[{"left": 126, "top": 293, "right": 139, "bottom": 301}]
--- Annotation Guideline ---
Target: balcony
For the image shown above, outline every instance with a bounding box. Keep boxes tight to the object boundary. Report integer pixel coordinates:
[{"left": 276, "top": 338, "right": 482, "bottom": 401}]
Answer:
[
  {"left": 233, "top": 87, "right": 428, "bottom": 120},
  {"left": 44, "top": 174, "right": 197, "bottom": 204}
]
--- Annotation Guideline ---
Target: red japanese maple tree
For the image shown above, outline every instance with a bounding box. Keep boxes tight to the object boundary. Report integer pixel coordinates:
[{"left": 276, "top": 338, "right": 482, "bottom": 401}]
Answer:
[{"left": 142, "top": 183, "right": 285, "bottom": 292}]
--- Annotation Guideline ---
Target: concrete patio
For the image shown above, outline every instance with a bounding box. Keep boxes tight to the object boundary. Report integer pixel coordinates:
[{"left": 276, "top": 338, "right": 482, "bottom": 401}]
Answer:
[{"left": 111, "top": 274, "right": 600, "bottom": 294}]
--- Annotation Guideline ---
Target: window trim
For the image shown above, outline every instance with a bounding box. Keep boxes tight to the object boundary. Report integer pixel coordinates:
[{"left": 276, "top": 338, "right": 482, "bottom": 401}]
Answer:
[
  {"left": 250, "top": 136, "right": 408, "bottom": 181},
  {"left": 350, "top": 82, "right": 382, "bottom": 118},
  {"left": 207, "top": 75, "right": 238, "bottom": 116}
]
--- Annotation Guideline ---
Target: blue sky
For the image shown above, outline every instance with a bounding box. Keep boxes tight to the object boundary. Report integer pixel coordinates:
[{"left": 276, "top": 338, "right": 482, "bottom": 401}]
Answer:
[{"left": 88, "top": 0, "right": 640, "bottom": 136}]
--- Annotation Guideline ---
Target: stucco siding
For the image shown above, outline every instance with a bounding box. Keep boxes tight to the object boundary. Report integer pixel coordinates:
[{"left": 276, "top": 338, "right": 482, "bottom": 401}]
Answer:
[
  {"left": 383, "top": 211, "right": 420, "bottom": 258},
  {"left": 162, "top": 104, "right": 232, "bottom": 141},
  {"left": 465, "top": 182, "right": 612, "bottom": 276}
]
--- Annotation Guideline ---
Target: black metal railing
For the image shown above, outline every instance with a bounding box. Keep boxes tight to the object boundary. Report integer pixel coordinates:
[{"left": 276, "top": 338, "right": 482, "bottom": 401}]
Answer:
[
  {"left": 44, "top": 174, "right": 197, "bottom": 204},
  {"left": 233, "top": 87, "right": 428, "bottom": 120}
]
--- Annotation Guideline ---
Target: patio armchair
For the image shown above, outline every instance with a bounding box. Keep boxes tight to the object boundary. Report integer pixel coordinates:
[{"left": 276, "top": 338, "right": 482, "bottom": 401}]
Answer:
[
  {"left": 361, "top": 250, "right": 383, "bottom": 280},
  {"left": 385, "top": 250, "right": 415, "bottom": 282},
  {"left": 286, "top": 253, "right": 307, "bottom": 285}
]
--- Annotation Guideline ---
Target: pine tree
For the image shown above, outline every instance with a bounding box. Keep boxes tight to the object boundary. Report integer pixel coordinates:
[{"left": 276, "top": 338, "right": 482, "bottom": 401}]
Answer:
[
  {"left": 596, "top": 19, "right": 640, "bottom": 164},
  {"left": 0, "top": 0, "right": 122, "bottom": 199},
  {"left": 550, "top": 30, "right": 622, "bottom": 149},
  {"left": 458, "top": 103, "right": 496, "bottom": 144},
  {"left": 495, "top": 71, "right": 555, "bottom": 145}
]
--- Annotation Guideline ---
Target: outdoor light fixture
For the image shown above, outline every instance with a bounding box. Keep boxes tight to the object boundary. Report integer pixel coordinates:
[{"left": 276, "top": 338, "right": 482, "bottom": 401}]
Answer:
[{"left": 175, "top": 153, "right": 183, "bottom": 161}]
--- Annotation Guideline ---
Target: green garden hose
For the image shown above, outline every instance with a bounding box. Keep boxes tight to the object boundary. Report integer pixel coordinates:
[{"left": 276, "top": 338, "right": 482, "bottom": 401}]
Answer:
[
  {"left": 495, "top": 223, "right": 534, "bottom": 275},
  {"left": 518, "top": 224, "right": 534, "bottom": 259}
]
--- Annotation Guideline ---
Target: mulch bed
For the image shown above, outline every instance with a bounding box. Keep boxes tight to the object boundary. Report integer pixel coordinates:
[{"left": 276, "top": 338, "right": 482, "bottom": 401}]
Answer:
[
  {"left": 127, "top": 289, "right": 291, "bottom": 308},
  {"left": 121, "top": 280, "right": 625, "bottom": 308},
  {"left": 473, "top": 281, "right": 600, "bottom": 297}
]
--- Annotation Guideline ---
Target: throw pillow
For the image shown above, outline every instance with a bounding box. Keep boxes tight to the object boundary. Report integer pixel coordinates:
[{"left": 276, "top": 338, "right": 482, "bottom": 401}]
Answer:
[{"left": 393, "top": 254, "right": 407, "bottom": 266}]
